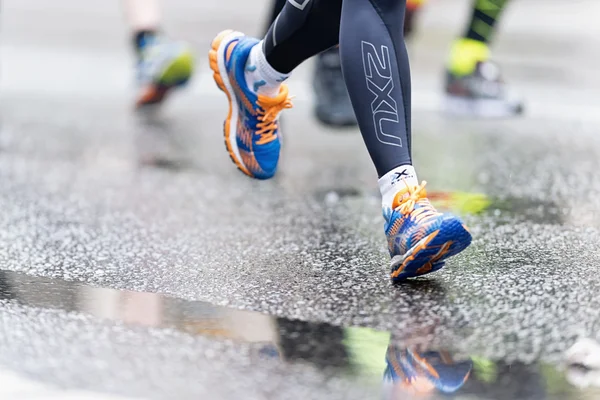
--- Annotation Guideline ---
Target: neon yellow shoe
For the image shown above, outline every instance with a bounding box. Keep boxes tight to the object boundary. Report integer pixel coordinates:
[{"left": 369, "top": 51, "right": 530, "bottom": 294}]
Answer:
[{"left": 136, "top": 36, "right": 194, "bottom": 107}]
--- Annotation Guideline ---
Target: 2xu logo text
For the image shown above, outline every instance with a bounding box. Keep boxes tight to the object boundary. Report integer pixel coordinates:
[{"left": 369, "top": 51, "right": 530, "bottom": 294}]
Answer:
[{"left": 361, "top": 41, "right": 402, "bottom": 147}]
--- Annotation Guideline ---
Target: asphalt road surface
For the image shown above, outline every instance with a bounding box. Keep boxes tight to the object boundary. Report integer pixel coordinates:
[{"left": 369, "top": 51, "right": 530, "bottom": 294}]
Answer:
[{"left": 1, "top": 0, "right": 600, "bottom": 399}]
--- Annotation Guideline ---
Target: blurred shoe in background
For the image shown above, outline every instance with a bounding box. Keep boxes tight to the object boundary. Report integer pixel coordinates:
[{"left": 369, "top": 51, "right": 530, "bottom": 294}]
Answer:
[
  {"left": 444, "top": 0, "right": 523, "bottom": 117},
  {"left": 445, "top": 56, "right": 523, "bottom": 117},
  {"left": 135, "top": 32, "right": 194, "bottom": 107},
  {"left": 122, "top": 0, "right": 194, "bottom": 108}
]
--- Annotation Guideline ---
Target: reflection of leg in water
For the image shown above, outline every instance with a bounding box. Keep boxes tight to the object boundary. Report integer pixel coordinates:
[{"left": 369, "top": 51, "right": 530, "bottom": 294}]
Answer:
[
  {"left": 461, "top": 361, "right": 547, "bottom": 399},
  {"left": 0, "top": 271, "right": 15, "bottom": 300},
  {"left": 276, "top": 318, "right": 350, "bottom": 370}
]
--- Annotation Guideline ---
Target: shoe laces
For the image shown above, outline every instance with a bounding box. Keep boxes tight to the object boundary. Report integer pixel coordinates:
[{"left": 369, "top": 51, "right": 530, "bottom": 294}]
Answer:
[
  {"left": 392, "top": 180, "right": 440, "bottom": 223},
  {"left": 256, "top": 85, "right": 293, "bottom": 145}
]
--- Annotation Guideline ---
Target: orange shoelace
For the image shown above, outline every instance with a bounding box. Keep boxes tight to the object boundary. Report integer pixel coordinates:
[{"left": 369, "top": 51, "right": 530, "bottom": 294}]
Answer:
[
  {"left": 392, "top": 180, "right": 440, "bottom": 223},
  {"left": 256, "top": 85, "right": 293, "bottom": 145}
]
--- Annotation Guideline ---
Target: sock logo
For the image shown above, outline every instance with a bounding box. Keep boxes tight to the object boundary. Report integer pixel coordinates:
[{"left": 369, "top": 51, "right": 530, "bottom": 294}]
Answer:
[
  {"left": 361, "top": 41, "right": 402, "bottom": 147},
  {"left": 392, "top": 170, "right": 409, "bottom": 184},
  {"left": 287, "top": 0, "right": 310, "bottom": 10}
]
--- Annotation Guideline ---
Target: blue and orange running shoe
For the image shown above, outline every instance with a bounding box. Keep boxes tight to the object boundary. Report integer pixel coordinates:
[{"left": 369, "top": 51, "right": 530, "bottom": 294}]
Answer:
[
  {"left": 208, "top": 30, "right": 292, "bottom": 180},
  {"left": 136, "top": 36, "right": 194, "bottom": 108},
  {"left": 384, "top": 181, "right": 472, "bottom": 281}
]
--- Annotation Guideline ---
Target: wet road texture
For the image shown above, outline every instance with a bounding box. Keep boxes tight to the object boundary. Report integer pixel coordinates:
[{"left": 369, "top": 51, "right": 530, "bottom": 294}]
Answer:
[{"left": 2, "top": 0, "right": 600, "bottom": 399}]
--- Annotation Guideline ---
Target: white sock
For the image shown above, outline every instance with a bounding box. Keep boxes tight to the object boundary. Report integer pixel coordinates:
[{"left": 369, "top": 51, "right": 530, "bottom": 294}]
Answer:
[
  {"left": 379, "top": 165, "right": 419, "bottom": 211},
  {"left": 244, "top": 41, "right": 290, "bottom": 97}
]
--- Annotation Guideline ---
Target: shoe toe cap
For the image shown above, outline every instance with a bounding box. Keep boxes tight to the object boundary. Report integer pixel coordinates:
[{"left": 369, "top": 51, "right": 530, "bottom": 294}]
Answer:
[{"left": 253, "top": 143, "right": 281, "bottom": 179}]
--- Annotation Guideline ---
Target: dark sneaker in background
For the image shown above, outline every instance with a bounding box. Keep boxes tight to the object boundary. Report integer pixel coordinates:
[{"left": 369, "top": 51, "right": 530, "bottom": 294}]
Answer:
[{"left": 312, "top": 47, "right": 358, "bottom": 128}]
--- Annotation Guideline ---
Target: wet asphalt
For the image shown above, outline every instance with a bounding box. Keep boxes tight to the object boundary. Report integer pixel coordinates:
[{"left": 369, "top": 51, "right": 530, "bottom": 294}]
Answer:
[{"left": 2, "top": 0, "right": 600, "bottom": 399}]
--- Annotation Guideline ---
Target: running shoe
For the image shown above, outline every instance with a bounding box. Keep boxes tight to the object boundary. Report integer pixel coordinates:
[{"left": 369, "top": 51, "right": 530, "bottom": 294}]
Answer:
[
  {"left": 384, "top": 346, "right": 473, "bottom": 395},
  {"left": 444, "top": 60, "right": 524, "bottom": 117},
  {"left": 384, "top": 181, "right": 472, "bottom": 281},
  {"left": 312, "top": 47, "right": 357, "bottom": 127},
  {"left": 209, "top": 30, "right": 292, "bottom": 179},
  {"left": 136, "top": 36, "right": 194, "bottom": 107}
]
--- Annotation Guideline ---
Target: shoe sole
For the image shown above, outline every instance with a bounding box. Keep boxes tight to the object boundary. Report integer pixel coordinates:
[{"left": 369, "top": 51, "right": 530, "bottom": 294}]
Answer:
[
  {"left": 208, "top": 30, "right": 252, "bottom": 177},
  {"left": 136, "top": 49, "right": 194, "bottom": 108},
  {"left": 390, "top": 218, "right": 472, "bottom": 282},
  {"left": 444, "top": 95, "right": 524, "bottom": 118},
  {"left": 137, "top": 86, "right": 170, "bottom": 107}
]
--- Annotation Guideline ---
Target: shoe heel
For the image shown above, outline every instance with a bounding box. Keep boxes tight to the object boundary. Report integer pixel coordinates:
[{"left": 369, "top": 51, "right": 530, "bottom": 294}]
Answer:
[
  {"left": 207, "top": 30, "right": 254, "bottom": 178},
  {"left": 208, "top": 30, "right": 235, "bottom": 93}
]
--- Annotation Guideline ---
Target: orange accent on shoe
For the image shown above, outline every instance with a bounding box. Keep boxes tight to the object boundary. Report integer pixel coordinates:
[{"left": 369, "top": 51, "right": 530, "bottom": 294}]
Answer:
[
  {"left": 415, "top": 263, "right": 433, "bottom": 276},
  {"left": 432, "top": 241, "right": 453, "bottom": 262},
  {"left": 225, "top": 41, "right": 235, "bottom": 62},
  {"left": 230, "top": 78, "right": 257, "bottom": 116},
  {"left": 414, "top": 240, "right": 454, "bottom": 275},
  {"left": 209, "top": 30, "right": 233, "bottom": 93},
  {"left": 391, "top": 229, "right": 439, "bottom": 279},
  {"left": 208, "top": 30, "right": 251, "bottom": 176},
  {"left": 392, "top": 181, "right": 441, "bottom": 224},
  {"left": 240, "top": 149, "right": 263, "bottom": 175},
  {"left": 411, "top": 352, "right": 441, "bottom": 379},
  {"left": 256, "top": 86, "right": 293, "bottom": 145},
  {"left": 439, "top": 351, "right": 454, "bottom": 364}
]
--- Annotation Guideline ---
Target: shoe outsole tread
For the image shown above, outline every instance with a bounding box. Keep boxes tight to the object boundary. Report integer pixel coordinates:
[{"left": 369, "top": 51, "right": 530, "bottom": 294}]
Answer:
[{"left": 390, "top": 218, "right": 472, "bottom": 282}]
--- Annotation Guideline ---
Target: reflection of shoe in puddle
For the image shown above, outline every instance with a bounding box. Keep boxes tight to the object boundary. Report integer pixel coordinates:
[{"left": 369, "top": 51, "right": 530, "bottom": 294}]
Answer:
[
  {"left": 384, "top": 346, "right": 473, "bottom": 396},
  {"left": 565, "top": 338, "right": 600, "bottom": 388}
]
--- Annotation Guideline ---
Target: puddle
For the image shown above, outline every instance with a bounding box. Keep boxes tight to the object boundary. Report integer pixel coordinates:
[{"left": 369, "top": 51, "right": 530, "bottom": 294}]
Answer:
[{"left": 1, "top": 270, "right": 598, "bottom": 399}]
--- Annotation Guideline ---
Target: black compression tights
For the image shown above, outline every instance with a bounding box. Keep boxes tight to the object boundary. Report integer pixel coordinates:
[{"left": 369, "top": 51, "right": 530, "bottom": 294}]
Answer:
[
  {"left": 263, "top": 0, "right": 412, "bottom": 177},
  {"left": 264, "top": 0, "right": 287, "bottom": 34}
]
